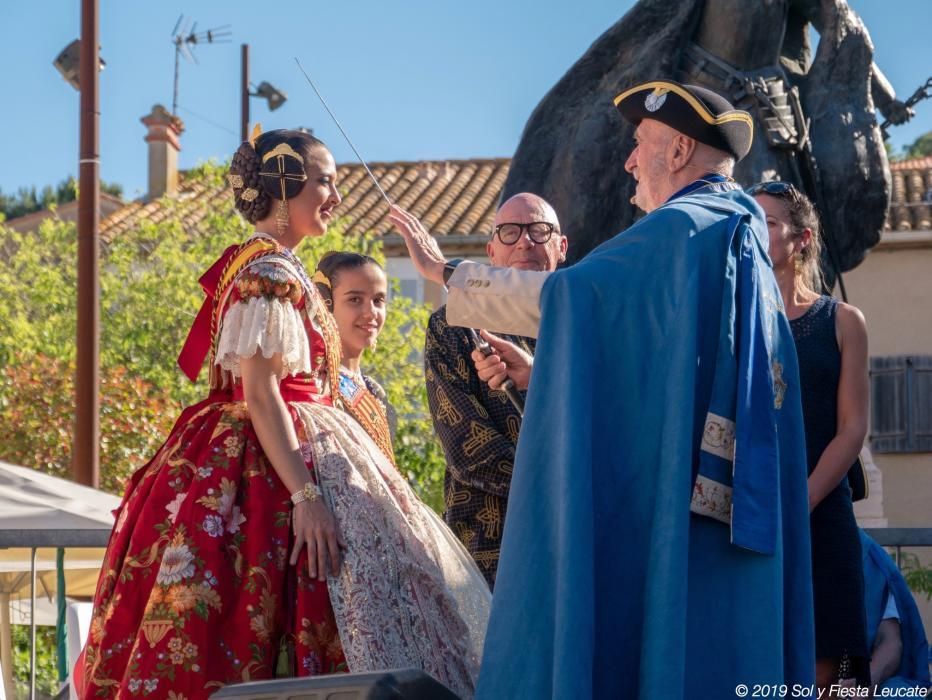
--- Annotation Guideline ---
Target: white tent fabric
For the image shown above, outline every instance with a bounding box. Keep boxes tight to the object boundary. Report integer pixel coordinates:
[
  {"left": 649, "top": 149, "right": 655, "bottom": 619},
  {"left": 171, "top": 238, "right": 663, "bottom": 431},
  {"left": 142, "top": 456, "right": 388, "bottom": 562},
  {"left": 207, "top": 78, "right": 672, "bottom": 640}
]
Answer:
[
  {"left": 0, "top": 462, "right": 120, "bottom": 531},
  {"left": 0, "top": 461, "right": 119, "bottom": 699}
]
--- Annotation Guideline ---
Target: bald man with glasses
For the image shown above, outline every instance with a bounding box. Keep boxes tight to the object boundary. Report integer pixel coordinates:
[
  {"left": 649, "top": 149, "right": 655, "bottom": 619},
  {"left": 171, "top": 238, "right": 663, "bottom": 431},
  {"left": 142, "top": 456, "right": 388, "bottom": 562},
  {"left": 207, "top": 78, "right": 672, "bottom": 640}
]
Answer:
[{"left": 423, "top": 192, "right": 566, "bottom": 589}]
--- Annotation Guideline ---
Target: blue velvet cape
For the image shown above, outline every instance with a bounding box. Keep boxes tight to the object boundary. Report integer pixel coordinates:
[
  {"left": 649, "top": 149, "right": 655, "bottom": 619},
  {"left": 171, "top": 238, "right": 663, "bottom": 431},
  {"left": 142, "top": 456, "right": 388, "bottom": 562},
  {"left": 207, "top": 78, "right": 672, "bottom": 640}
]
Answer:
[
  {"left": 475, "top": 185, "right": 815, "bottom": 699},
  {"left": 861, "top": 530, "right": 931, "bottom": 691}
]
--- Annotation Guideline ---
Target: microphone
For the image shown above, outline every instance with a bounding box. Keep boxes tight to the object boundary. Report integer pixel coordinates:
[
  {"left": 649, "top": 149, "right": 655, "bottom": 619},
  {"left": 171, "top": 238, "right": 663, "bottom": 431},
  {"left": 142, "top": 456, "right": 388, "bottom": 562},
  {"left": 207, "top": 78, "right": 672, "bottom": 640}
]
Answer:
[{"left": 467, "top": 329, "right": 525, "bottom": 417}]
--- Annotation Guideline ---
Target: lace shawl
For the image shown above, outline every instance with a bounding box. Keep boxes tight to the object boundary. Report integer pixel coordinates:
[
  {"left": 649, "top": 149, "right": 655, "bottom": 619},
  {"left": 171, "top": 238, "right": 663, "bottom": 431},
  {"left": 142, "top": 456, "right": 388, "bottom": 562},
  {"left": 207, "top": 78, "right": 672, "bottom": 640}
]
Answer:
[{"left": 293, "top": 401, "right": 490, "bottom": 698}]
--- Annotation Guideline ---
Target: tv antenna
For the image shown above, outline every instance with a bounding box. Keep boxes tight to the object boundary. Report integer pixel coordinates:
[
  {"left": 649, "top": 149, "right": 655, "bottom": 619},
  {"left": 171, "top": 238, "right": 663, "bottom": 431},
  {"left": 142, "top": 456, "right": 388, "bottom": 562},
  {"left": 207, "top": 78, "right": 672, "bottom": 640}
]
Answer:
[{"left": 171, "top": 15, "right": 232, "bottom": 115}]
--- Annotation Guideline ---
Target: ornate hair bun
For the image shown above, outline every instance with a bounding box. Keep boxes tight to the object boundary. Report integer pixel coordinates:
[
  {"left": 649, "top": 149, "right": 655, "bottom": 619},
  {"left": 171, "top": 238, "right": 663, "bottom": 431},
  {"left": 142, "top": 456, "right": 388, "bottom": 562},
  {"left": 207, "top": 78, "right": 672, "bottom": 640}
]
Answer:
[{"left": 229, "top": 139, "right": 271, "bottom": 223}]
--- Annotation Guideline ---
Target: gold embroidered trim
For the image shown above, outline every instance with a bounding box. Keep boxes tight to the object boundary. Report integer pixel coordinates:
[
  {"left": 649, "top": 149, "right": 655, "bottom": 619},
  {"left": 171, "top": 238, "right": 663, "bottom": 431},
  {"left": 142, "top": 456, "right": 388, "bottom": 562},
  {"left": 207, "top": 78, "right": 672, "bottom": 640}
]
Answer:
[
  {"left": 772, "top": 361, "right": 786, "bottom": 409},
  {"left": 690, "top": 474, "right": 732, "bottom": 524}
]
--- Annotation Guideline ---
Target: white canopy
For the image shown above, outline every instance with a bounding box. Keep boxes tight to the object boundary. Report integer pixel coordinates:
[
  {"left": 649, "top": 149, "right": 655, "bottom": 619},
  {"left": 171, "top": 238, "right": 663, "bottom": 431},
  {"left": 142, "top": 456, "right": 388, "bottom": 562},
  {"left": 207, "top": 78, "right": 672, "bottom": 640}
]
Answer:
[
  {"left": 0, "top": 461, "right": 120, "bottom": 533},
  {"left": 0, "top": 461, "right": 120, "bottom": 698}
]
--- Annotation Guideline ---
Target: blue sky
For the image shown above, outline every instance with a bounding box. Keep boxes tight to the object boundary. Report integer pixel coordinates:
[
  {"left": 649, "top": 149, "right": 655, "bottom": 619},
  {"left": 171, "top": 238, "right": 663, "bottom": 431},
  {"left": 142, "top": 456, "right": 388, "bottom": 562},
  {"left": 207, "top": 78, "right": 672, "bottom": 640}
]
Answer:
[{"left": 1, "top": 1, "right": 930, "bottom": 199}]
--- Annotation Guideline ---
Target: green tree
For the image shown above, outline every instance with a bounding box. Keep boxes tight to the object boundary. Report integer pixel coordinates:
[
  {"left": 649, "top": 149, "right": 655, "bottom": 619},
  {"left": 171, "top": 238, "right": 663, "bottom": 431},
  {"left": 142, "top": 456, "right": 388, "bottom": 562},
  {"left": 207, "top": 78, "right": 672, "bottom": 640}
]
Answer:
[
  {"left": 0, "top": 355, "right": 177, "bottom": 494},
  {"left": 903, "top": 130, "right": 932, "bottom": 160},
  {"left": 0, "top": 176, "right": 123, "bottom": 221},
  {"left": 11, "top": 625, "right": 59, "bottom": 697}
]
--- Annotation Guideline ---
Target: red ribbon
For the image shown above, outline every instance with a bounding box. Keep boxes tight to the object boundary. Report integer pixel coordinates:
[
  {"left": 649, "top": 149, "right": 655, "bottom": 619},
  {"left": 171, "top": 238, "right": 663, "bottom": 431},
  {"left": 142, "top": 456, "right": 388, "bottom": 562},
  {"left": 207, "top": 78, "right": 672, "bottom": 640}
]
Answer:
[{"left": 177, "top": 244, "right": 239, "bottom": 382}]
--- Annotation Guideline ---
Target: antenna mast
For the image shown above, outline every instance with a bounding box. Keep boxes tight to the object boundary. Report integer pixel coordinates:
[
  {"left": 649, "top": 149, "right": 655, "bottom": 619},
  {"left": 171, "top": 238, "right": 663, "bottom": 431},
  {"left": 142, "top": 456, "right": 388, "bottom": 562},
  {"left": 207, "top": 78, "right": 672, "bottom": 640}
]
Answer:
[{"left": 170, "top": 15, "right": 231, "bottom": 115}]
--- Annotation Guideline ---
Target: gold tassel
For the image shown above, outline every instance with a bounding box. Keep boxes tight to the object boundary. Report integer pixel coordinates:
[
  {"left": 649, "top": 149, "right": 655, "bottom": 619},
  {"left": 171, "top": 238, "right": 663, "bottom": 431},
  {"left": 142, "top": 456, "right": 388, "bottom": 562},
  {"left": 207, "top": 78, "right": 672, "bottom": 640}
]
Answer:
[
  {"left": 276, "top": 199, "right": 289, "bottom": 237},
  {"left": 274, "top": 634, "right": 295, "bottom": 677}
]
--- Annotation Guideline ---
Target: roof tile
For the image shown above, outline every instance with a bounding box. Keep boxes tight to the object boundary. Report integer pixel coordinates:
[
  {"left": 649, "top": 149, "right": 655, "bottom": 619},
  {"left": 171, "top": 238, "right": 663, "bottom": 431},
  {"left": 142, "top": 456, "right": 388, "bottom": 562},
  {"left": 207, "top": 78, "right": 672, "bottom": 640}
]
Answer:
[{"left": 99, "top": 155, "right": 931, "bottom": 243}]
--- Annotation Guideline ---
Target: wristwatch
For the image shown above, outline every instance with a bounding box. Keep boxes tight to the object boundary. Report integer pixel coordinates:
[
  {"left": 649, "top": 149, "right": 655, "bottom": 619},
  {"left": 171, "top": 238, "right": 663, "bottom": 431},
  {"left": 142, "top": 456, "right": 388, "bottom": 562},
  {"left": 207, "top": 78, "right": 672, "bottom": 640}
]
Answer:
[
  {"left": 290, "top": 481, "right": 322, "bottom": 505},
  {"left": 443, "top": 258, "right": 464, "bottom": 286}
]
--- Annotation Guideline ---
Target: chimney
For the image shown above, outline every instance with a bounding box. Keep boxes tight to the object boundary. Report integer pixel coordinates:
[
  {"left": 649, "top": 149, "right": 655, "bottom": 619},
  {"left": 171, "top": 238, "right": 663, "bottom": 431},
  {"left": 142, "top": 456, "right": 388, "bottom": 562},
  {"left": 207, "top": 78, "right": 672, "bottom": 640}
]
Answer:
[{"left": 141, "top": 105, "right": 184, "bottom": 199}]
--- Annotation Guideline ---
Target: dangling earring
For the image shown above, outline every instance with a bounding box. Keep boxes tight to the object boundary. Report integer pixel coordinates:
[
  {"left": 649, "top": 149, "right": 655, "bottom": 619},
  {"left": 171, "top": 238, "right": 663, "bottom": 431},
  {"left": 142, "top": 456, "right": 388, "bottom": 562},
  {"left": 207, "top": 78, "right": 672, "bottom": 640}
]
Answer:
[
  {"left": 276, "top": 199, "right": 289, "bottom": 237},
  {"left": 794, "top": 254, "right": 802, "bottom": 275}
]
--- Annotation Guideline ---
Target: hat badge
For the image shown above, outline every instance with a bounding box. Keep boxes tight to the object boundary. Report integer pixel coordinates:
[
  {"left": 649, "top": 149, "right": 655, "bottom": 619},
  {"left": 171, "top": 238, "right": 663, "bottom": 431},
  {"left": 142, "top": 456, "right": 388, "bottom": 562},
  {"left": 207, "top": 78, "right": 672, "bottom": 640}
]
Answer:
[{"left": 645, "top": 87, "right": 668, "bottom": 113}]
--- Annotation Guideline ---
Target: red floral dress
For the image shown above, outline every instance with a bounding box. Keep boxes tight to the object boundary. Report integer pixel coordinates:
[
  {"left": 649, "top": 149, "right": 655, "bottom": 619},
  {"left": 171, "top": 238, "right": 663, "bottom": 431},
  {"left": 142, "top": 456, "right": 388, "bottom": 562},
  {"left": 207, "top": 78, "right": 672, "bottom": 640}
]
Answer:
[
  {"left": 80, "top": 241, "right": 348, "bottom": 698},
  {"left": 80, "top": 238, "right": 490, "bottom": 700}
]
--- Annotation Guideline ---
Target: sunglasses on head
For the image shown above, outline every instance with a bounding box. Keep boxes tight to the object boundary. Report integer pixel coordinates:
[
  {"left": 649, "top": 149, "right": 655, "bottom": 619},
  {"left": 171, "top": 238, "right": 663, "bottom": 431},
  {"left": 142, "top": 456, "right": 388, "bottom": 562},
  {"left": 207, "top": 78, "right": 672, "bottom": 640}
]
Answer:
[{"left": 747, "top": 181, "right": 802, "bottom": 202}]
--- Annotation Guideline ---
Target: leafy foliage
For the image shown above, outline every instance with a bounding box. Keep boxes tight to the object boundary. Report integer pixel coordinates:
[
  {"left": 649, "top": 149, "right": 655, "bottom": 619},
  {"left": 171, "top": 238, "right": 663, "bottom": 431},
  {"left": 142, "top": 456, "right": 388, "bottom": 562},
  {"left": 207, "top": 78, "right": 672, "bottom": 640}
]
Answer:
[
  {"left": 0, "top": 176, "right": 123, "bottom": 222},
  {"left": 885, "top": 129, "right": 932, "bottom": 163},
  {"left": 903, "top": 130, "right": 932, "bottom": 160},
  {"left": 11, "top": 625, "right": 59, "bottom": 697},
  {"left": 0, "top": 354, "right": 177, "bottom": 494},
  {"left": 901, "top": 552, "right": 932, "bottom": 601}
]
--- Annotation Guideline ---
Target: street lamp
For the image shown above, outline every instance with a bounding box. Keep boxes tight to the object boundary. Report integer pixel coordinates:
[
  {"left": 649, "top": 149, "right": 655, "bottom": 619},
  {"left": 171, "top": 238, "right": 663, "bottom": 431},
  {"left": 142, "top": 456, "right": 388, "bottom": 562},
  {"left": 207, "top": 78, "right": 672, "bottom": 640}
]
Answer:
[
  {"left": 240, "top": 44, "right": 287, "bottom": 142},
  {"left": 52, "top": 38, "right": 105, "bottom": 90},
  {"left": 254, "top": 81, "right": 288, "bottom": 111}
]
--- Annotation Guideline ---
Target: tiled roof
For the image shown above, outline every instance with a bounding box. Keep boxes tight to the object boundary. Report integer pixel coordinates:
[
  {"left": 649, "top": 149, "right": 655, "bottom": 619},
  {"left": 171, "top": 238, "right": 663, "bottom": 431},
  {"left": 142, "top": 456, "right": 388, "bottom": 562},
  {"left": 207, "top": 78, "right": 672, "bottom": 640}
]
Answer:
[
  {"left": 101, "top": 158, "right": 511, "bottom": 254},
  {"left": 887, "top": 156, "right": 932, "bottom": 231},
  {"left": 890, "top": 156, "right": 932, "bottom": 172},
  {"left": 98, "top": 154, "right": 931, "bottom": 248}
]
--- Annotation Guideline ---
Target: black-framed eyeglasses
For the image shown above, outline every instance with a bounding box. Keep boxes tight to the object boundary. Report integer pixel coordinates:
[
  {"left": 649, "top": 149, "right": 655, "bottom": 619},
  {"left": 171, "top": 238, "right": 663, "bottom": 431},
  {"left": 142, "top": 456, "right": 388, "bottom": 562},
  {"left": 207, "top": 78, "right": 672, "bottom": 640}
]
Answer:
[
  {"left": 493, "top": 221, "right": 559, "bottom": 245},
  {"left": 747, "top": 181, "right": 802, "bottom": 202}
]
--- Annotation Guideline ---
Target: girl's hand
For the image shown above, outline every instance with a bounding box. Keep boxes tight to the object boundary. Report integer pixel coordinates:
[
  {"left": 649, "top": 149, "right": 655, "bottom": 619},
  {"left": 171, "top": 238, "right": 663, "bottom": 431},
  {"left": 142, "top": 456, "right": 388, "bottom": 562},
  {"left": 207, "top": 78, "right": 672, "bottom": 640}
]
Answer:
[{"left": 290, "top": 498, "right": 346, "bottom": 581}]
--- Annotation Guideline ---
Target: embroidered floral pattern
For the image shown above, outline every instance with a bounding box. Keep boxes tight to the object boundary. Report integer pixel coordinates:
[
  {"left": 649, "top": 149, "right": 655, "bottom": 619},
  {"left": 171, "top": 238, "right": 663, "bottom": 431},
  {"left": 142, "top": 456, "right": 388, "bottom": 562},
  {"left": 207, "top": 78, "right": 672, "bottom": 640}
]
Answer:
[
  {"left": 82, "top": 315, "right": 345, "bottom": 698},
  {"left": 700, "top": 412, "right": 736, "bottom": 461},
  {"left": 235, "top": 263, "right": 302, "bottom": 305},
  {"left": 690, "top": 474, "right": 733, "bottom": 524}
]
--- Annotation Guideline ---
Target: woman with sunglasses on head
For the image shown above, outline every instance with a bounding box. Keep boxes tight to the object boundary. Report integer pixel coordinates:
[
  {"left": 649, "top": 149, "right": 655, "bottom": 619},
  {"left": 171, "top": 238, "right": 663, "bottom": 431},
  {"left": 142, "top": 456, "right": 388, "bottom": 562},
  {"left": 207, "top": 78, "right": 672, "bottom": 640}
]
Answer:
[
  {"left": 751, "top": 181, "right": 870, "bottom": 694},
  {"left": 77, "top": 129, "right": 489, "bottom": 700},
  {"left": 313, "top": 252, "right": 397, "bottom": 456}
]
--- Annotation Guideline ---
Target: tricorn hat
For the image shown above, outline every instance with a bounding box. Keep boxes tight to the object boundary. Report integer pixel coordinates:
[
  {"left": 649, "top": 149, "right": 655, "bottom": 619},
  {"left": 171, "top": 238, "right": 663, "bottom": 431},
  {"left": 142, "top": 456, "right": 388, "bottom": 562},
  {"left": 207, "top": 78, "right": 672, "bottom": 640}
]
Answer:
[{"left": 614, "top": 80, "right": 754, "bottom": 161}]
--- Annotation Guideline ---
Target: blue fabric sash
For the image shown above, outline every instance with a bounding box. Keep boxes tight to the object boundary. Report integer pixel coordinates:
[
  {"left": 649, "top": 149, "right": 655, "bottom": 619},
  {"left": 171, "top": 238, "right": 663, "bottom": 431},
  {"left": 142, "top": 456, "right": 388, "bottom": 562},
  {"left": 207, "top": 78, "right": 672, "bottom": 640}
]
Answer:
[{"left": 680, "top": 193, "right": 782, "bottom": 555}]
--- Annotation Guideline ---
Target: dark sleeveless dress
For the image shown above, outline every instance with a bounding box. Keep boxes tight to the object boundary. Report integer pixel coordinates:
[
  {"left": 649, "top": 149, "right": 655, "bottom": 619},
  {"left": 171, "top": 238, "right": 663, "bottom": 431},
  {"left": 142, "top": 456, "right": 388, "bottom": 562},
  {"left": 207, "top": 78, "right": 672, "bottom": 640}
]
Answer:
[{"left": 790, "top": 295, "right": 868, "bottom": 677}]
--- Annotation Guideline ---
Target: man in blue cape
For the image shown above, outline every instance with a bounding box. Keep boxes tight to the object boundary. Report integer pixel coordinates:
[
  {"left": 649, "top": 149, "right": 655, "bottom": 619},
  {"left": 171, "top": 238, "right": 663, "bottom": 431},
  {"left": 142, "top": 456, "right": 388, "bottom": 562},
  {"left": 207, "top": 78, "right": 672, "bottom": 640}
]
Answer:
[{"left": 389, "top": 79, "right": 815, "bottom": 699}]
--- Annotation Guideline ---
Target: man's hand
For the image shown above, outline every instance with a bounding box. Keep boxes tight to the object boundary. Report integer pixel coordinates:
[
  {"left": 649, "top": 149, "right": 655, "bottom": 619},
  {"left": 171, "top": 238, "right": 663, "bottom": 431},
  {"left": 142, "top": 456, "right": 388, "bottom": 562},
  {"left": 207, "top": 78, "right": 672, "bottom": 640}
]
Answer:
[
  {"left": 471, "top": 330, "right": 533, "bottom": 391},
  {"left": 387, "top": 205, "right": 447, "bottom": 285}
]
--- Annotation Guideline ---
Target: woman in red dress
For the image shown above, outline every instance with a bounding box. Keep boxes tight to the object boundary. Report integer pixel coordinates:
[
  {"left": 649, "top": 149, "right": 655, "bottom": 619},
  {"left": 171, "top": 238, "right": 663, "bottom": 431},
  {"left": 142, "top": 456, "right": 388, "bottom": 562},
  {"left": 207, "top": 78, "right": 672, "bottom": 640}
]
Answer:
[{"left": 79, "top": 129, "right": 489, "bottom": 700}]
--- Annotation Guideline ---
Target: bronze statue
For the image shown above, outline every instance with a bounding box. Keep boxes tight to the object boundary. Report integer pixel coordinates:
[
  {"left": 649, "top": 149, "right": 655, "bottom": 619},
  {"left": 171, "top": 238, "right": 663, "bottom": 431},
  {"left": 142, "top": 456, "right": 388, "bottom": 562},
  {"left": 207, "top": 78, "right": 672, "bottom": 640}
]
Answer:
[{"left": 503, "top": 0, "right": 914, "bottom": 283}]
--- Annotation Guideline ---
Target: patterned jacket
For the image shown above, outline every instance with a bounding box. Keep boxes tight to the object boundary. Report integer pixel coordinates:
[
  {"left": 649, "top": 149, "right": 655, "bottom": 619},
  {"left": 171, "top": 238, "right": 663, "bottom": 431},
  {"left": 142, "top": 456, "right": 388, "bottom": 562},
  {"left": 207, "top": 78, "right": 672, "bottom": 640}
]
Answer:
[{"left": 424, "top": 306, "right": 534, "bottom": 588}]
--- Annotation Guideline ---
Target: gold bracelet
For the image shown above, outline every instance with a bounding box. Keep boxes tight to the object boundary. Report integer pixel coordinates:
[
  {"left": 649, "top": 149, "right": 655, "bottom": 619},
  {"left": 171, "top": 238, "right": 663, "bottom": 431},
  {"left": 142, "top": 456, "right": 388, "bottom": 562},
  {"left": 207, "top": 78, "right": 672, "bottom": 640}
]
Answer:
[{"left": 290, "top": 481, "right": 322, "bottom": 505}]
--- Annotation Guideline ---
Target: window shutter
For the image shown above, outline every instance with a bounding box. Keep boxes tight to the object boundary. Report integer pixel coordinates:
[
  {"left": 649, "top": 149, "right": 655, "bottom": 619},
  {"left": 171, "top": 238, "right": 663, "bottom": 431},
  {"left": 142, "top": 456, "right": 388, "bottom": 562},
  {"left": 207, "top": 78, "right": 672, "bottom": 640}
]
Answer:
[
  {"left": 912, "top": 356, "right": 932, "bottom": 452},
  {"left": 870, "top": 356, "right": 909, "bottom": 453},
  {"left": 870, "top": 355, "right": 932, "bottom": 453}
]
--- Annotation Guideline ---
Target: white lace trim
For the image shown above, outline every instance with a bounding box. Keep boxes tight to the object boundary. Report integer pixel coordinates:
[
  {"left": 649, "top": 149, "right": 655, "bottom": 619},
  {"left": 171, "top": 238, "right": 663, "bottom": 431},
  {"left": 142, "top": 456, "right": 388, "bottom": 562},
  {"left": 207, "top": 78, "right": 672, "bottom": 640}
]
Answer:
[{"left": 215, "top": 296, "right": 311, "bottom": 378}]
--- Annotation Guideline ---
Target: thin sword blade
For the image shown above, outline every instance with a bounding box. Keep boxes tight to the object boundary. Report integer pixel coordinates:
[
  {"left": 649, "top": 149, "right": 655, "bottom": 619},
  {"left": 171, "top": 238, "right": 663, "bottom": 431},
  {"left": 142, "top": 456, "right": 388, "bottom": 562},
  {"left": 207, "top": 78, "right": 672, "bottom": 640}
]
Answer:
[{"left": 294, "top": 58, "right": 392, "bottom": 207}]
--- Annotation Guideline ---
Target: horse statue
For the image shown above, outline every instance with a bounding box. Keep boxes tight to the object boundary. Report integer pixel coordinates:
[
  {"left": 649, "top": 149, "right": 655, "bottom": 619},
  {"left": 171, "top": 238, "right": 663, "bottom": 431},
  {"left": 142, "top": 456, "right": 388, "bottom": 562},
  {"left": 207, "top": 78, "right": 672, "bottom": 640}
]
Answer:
[{"left": 503, "top": 0, "right": 914, "bottom": 286}]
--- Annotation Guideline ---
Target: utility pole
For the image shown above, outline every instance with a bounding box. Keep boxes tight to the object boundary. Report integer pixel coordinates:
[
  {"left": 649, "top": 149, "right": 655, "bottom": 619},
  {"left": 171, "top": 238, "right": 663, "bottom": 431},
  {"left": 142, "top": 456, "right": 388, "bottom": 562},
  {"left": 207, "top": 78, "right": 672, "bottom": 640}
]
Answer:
[
  {"left": 74, "top": 0, "right": 100, "bottom": 488},
  {"left": 241, "top": 43, "right": 250, "bottom": 142}
]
